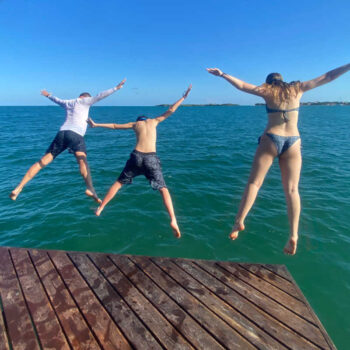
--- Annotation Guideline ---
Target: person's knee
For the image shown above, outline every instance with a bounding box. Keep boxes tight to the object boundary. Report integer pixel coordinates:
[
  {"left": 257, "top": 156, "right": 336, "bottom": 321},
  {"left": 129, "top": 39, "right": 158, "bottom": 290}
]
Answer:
[
  {"left": 248, "top": 179, "right": 262, "bottom": 190},
  {"left": 37, "top": 160, "right": 46, "bottom": 169},
  {"left": 76, "top": 152, "right": 87, "bottom": 164},
  {"left": 75, "top": 152, "right": 87, "bottom": 161},
  {"left": 39, "top": 156, "right": 52, "bottom": 168},
  {"left": 286, "top": 184, "right": 299, "bottom": 196}
]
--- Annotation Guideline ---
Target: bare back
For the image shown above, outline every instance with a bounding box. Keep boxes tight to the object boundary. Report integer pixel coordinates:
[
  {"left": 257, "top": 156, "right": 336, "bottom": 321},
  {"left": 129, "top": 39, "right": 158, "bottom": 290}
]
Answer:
[
  {"left": 133, "top": 119, "right": 158, "bottom": 152},
  {"left": 262, "top": 90, "right": 303, "bottom": 136}
]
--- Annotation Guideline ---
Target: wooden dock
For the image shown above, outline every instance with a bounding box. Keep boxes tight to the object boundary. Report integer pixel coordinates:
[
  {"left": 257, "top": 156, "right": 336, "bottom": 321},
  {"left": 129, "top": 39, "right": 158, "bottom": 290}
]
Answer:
[{"left": 0, "top": 246, "right": 335, "bottom": 350}]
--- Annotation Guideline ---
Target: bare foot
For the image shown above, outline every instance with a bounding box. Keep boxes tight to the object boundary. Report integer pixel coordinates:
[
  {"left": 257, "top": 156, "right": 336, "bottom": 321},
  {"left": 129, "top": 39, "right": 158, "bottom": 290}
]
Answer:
[
  {"left": 284, "top": 236, "right": 298, "bottom": 255},
  {"left": 170, "top": 220, "right": 181, "bottom": 238},
  {"left": 9, "top": 189, "right": 20, "bottom": 201},
  {"left": 85, "top": 189, "right": 102, "bottom": 204},
  {"left": 229, "top": 221, "right": 245, "bottom": 240},
  {"left": 95, "top": 206, "right": 104, "bottom": 217}
]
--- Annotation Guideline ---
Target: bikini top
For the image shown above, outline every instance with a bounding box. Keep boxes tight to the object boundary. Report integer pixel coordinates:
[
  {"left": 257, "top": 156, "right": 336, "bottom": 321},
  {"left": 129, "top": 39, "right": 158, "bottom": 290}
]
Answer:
[{"left": 266, "top": 105, "right": 299, "bottom": 122}]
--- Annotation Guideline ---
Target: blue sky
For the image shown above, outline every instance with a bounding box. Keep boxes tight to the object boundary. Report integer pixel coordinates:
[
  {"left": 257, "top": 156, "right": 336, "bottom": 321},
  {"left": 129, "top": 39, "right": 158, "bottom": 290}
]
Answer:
[{"left": 0, "top": 0, "right": 349, "bottom": 105}]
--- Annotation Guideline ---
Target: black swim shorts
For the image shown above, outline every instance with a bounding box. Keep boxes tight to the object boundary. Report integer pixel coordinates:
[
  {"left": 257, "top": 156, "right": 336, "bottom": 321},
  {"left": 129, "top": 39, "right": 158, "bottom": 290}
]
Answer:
[
  {"left": 46, "top": 130, "right": 87, "bottom": 158},
  {"left": 118, "top": 150, "right": 167, "bottom": 190}
]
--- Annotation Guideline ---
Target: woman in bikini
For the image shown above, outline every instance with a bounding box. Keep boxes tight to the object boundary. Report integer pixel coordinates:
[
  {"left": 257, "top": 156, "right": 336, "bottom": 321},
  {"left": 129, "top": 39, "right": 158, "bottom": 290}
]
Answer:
[{"left": 207, "top": 63, "right": 350, "bottom": 255}]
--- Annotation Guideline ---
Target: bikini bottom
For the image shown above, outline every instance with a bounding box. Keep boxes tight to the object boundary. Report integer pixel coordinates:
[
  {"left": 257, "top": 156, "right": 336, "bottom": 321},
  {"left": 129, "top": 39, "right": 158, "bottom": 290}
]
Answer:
[{"left": 259, "top": 133, "right": 300, "bottom": 157}]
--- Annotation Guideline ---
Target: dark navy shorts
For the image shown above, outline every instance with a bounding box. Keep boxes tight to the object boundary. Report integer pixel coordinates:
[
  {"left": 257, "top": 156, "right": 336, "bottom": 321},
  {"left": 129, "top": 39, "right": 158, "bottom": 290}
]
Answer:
[
  {"left": 46, "top": 130, "right": 87, "bottom": 159},
  {"left": 118, "top": 150, "right": 167, "bottom": 190}
]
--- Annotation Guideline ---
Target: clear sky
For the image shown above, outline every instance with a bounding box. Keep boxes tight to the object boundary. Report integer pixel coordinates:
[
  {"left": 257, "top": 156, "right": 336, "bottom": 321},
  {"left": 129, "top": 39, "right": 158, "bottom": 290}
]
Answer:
[{"left": 0, "top": 0, "right": 349, "bottom": 105}]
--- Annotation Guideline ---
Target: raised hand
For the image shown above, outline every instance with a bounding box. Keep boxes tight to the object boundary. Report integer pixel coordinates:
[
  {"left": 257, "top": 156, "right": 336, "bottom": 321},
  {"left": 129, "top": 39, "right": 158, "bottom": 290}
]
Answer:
[
  {"left": 88, "top": 118, "right": 96, "bottom": 128},
  {"left": 116, "top": 78, "right": 126, "bottom": 90},
  {"left": 183, "top": 84, "right": 192, "bottom": 98},
  {"left": 206, "top": 68, "right": 223, "bottom": 77},
  {"left": 40, "top": 89, "right": 50, "bottom": 97}
]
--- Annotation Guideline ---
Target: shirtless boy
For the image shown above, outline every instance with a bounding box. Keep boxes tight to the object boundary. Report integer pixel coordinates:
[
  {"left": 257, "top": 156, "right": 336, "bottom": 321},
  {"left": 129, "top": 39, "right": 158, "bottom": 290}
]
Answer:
[
  {"left": 10, "top": 79, "right": 126, "bottom": 202},
  {"left": 88, "top": 84, "right": 192, "bottom": 238}
]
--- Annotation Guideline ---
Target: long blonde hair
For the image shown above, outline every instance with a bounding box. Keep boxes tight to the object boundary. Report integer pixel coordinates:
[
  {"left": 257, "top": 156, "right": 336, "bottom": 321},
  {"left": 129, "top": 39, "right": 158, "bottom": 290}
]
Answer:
[{"left": 263, "top": 73, "right": 301, "bottom": 102}]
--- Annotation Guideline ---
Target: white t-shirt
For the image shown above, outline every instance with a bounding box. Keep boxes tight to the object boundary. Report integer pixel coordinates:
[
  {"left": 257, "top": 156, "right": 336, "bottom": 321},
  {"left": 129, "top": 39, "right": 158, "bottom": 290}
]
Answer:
[{"left": 48, "top": 87, "right": 118, "bottom": 136}]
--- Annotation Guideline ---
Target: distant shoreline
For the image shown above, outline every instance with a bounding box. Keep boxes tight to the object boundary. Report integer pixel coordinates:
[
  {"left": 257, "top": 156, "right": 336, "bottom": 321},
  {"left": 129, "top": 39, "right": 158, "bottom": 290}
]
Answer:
[
  {"left": 156, "top": 102, "right": 350, "bottom": 107},
  {"left": 255, "top": 102, "right": 350, "bottom": 106}
]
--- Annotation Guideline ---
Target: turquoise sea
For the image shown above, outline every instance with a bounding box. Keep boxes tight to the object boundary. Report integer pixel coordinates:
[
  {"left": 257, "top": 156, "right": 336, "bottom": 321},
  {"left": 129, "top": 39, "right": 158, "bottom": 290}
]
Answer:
[{"left": 0, "top": 105, "right": 349, "bottom": 348}]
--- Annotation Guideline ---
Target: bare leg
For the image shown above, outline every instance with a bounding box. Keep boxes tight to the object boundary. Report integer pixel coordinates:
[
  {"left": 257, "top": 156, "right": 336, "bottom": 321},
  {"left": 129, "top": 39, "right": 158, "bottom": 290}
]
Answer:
[
  {"left": 279, "top": 140, "right": 302, "bottom": 255},
  {"left": 75, "top": 152, "right": 101, "bottom": 204},
  {"left": 230, "top": 135, "right": 277, "bottom": 239},
  {"left": 95, "top": 181, "right": 123, "bottom": 216},
  {"left": 159, "top": 187, "right": 181, "bottom": 238},
  {"left": 10, "top": 153, "right": 54, "bottom": 200}
]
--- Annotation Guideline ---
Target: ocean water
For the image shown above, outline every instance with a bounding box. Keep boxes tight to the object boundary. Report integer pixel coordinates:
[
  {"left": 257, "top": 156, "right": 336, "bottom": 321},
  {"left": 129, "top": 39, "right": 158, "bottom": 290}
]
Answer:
[{"left": 0, "top": 105, "right": 349, "bottom": 348}]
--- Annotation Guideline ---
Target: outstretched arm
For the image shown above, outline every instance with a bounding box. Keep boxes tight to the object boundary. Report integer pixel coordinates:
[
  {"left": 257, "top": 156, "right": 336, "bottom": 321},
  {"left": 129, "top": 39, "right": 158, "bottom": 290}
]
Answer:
[
  {"left": 41, "top": 90, "right": 71, "bottom": 107},
  {"left": 155, "top": 84, "right": 192, "bottom": 123},
  {"left": 300, "top": 63, "right": 350, "bottom": 92},
  {"left": 207, "top": 68, "right": 264, "bottom": 96},
  {"left": 88, "top": 118, "right": 135, "bottom": 130},
  {"left": 84, "top": 79, "right": 126, "bottom": 105}
]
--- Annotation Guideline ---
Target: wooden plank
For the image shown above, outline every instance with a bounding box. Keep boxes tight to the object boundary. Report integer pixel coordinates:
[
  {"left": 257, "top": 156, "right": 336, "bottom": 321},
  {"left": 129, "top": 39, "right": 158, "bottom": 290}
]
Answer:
[
  {"left": 263, "top": 264, "right": 293, "bottom": 281},
  {"left": 239, "top": 262, "right": 336, "bottom": 348},
  {"left": 194, "top": 259, "right": 329, "bottom": 349},
  {"left": 91, "top": 253, "right": 193, "bottom": 350},
  {"left": 0, "top": 296, "right": 10, "bottom": 350},
  {"left": 29, "top": 248, "right": 101, "bottom": 350},
  {"left": 10, "top": 248, "right": 70, "bottom": 350},
  {"left": 158, "top": 257, "right": 320, "bottom": 350},
  {"left": 239, "top": 264, "right": 302, "bottom": 300},
  {"left": 70, "top": 252, "right": 163, "bottom": 350},
  {"left": 216, "top": 261, "right": 315, "bottom": 323},
  {"left": 49, "top": 251, "right": 132, "bottom": 350},
  {"left": 131, "top": 255, "right": 256, "bottom": 350},
  {"left": 0, "top": 247, "right": 40, "bottom": 350},
  {"left": 152, "top": 257, "right": 290, "bottom": 350},
  {"left": 111, "top": 254, "right": 225, "bottom": 350}
]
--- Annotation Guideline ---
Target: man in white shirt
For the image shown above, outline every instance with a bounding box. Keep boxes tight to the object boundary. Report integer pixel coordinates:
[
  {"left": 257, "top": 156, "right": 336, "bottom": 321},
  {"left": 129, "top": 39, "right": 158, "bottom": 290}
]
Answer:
[{"left": 10, "top": 79, "right": 126, "bottom": 202}]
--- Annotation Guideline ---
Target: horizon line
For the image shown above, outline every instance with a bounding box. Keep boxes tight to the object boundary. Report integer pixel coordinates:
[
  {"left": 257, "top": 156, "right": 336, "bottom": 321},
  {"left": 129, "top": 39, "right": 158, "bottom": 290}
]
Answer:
[{"left": 1, "top": 102, "right": 350, "bottom": 108}]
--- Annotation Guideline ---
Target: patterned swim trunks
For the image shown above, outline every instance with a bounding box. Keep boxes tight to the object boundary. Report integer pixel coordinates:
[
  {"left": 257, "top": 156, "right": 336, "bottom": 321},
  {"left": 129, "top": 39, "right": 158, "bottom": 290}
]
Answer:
[{"left": 118, "top": 150, "right": 167, "bottom": 190}]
